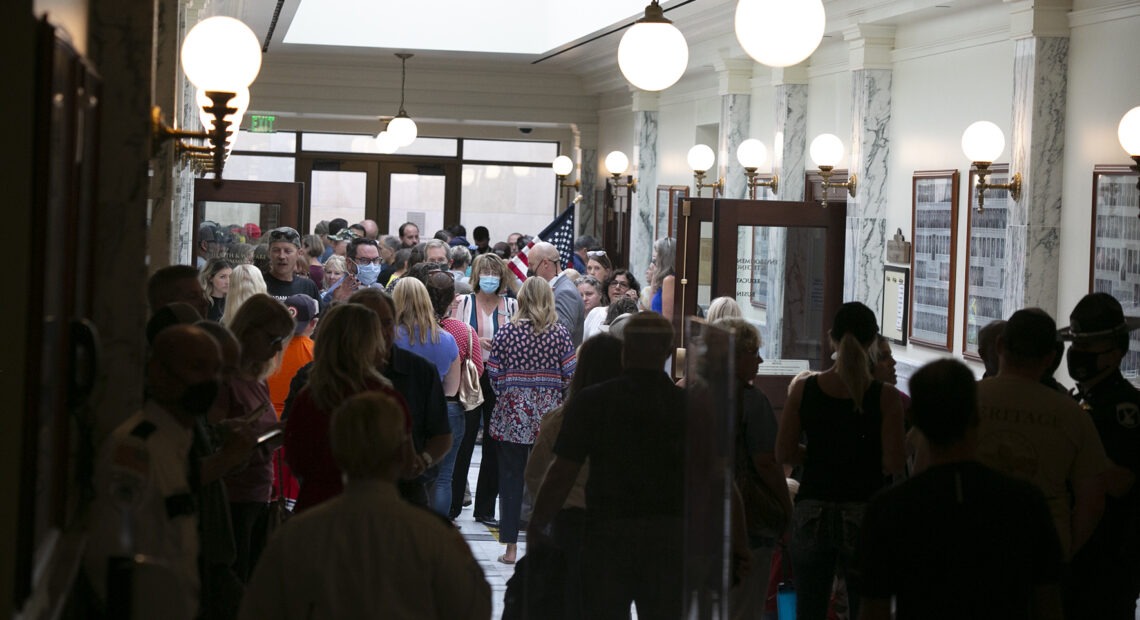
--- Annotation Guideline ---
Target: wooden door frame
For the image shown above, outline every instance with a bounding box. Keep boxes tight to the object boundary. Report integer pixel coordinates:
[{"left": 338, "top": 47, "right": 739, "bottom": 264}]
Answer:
[
  {"left": 193, "top": 179, "right": 304, "bottom": 250},
  {"left": 295, "top": 158, "right": 379, "bottom": 234}
]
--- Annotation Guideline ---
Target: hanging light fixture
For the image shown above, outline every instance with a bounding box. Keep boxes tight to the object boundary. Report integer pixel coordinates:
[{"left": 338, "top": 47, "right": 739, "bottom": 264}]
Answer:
[
  {"left": 383, "top": 53, "right": 418, "bottom": 147},
  {"left": 618, "top": 1, "right": 689, "bottom": 92},
  {"left": 735, "top": 0, "right": 826, "bottom": 68}
]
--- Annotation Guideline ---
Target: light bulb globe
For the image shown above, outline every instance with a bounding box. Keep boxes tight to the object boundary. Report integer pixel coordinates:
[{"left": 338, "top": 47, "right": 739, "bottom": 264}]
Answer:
[
  {"left": 810, "top": 134, "right": 844, "bottom": 168},
  {"left": 552, "top": 155, "right": 574, "bottom": 176},
  {"left": 736, "top": 139, "right": 768, "bottom": 168},
  {"left": 961, "top": 121, "right": 1005, "bottom": 163},
  {"left": 618, "top": 20, "right": 689, "bottom": 92},
  {"left": 386, "top": 115, "right": 418, "bottom": 147},
  {"left": 1118, "top": 106, "right": 1140, "bottom": 156},
  {"left": 180, "top": 17, "right": 262, "bottom": 93},
  {"left": 374, "top": 131, "right": 398, "bottom": 154},
  {"left": 605, "top": 151, "right": 630, "bottom": 175},
  {"left": 735, "top": 0, "right": 825, "bottom": 68},
  {"left": 687, "top": 144, "right": 716, "bottom": 173}
]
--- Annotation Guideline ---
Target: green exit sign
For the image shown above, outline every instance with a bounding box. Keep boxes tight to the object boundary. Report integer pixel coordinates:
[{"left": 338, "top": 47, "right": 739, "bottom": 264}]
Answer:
[{"left": 249, "top": 114, "right": 276, "bottom": 133}]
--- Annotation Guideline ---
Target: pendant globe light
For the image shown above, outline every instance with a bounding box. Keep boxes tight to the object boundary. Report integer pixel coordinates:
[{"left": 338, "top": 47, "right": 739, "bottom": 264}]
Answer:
[
  {"left": 385, "top": 53, "right": 418, "bottom": 147},
  {"left": 735, "top": 0, "right": 826, "bottom": 68},
  {"left": 618, "top": 1, "right": 689, "bottom": 92}
]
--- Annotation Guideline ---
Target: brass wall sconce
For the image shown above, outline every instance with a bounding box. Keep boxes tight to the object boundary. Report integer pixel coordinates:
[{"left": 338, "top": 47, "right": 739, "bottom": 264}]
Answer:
[
  {"left": 810, "top": 134, "right": 856, "bottom": 208},
  {"left": 961, "top": 121, "right": 1022, "bottom": 213},
  {"left": 736, "top": 139, "right": 778, "bottom": 199},
  {"left": 605, "top": 150, "right": 638, "bottom": 192},
  {"left": 687, "top": 145, "right": 723, "bottom": 197},
  {"left": 1119, "top": 106, "right": 1140, "bottom": 211},
  {"left": 552, "top": 155, "right": 581, "bottom": 190},
  {"left": 151, "top": 16, "right": 262, "bottom": 184}
]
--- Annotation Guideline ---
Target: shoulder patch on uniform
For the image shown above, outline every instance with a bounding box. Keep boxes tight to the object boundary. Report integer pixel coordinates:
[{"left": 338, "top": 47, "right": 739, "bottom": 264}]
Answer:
[
  {"left": 130, "top": 420, "right": 157, "bottom": 439},
  {"left": 1116, "top": 402, "right": 1139, "bottom": 429}
]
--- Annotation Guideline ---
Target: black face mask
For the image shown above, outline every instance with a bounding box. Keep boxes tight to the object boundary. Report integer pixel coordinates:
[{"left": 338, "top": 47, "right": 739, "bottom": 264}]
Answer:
[
  {"left": 1066, "top": 349, "right": 1106, "bottom": 382},
  {"left": 179, "top": 379, "right": 220, "bottom": 415}
]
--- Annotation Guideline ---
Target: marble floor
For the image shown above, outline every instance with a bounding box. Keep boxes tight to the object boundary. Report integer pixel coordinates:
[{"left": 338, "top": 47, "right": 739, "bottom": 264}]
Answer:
[{"left": 456, "top": 443, "right": 523, "bottom": 620}]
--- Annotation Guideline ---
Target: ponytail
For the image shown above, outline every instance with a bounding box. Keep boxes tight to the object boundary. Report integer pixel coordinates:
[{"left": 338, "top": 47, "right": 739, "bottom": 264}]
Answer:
[{"left": 835, "top": 332, "right": 873, "bottom": 412}]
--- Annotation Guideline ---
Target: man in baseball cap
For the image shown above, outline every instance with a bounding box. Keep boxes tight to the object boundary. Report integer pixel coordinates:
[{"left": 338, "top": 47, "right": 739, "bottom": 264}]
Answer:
[{"left": 1061, "top": 292, "right": 1140, "bottom": 618}]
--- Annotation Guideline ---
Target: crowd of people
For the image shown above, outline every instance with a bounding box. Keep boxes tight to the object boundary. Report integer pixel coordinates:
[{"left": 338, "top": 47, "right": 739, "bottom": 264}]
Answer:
[{"left": 78, "top": 215, "right": 1140, "bottom": 620}]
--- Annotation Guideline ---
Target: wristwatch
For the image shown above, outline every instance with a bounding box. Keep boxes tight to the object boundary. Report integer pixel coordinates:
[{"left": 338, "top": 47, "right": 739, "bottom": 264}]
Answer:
[{"left": 420, "top": 451, "right": 434, "bottom": 468}]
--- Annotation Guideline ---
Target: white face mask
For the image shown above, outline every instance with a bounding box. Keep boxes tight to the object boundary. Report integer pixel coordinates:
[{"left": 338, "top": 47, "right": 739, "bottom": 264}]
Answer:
[{"left": 356, "top": 263, "right": 382, "bottom": 286}]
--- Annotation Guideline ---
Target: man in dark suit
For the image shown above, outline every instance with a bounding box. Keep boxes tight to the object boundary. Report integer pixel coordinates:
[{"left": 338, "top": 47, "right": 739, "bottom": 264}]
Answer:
[{"left": 529, "top": 241, "right": 584, "bottom": 346}]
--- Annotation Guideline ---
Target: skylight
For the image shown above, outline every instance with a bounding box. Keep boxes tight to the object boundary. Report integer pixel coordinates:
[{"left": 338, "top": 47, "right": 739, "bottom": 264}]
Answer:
[{"left": 284, "top": 0, "right": 653, "bottom": 55}]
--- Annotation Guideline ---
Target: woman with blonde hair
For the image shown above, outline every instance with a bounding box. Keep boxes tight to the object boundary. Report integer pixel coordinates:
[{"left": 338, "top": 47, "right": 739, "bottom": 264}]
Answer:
[
  {"left": 450, "top": 251, "right": 519, "bottom": 528},
  {"left": 221, "top": 263, "right": 267, "bottom": 326},
  {"left": 392, "top": 277, "right": 460, "bottom": 395},
  {"left": 487, "top": 276, "right": 576, "bottom": 564},
  {"left": 285, "top": 303, "right": 408, "bottom": 513},
  {"left": 320, "top": 254, "right": 348, "bottom": 303},
  {"left": 199, "top": 257, "right": 233, "bottom": 322},
  {"left": 706, "top": 296, "right": 742, "bottom": 322},
  {"left": 224, "top": 293, "right": 295, "bottom": 581},
  {"left": 775, "top": 301, "right": 905, "bottom": 618}
]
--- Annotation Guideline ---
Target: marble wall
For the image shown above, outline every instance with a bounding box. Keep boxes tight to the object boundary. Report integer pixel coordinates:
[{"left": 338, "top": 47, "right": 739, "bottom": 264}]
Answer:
[
  {"left": 632, "top": 108, "right": 658, "bottom": 281},
  {"left": 579, "top": 148, "right": 598, "bottom": 238},
  {"left": 774, "top": 83, "right": 808, "bottom": 202},
  {"left": 719, "top": 93, "right": 751, "bottom": 200},
  {"left": 844, "top": 68, "right": 892, "bottom": 319},
  {"left": 1005, "top": 36, "right": 1067, "bottom": 317}
]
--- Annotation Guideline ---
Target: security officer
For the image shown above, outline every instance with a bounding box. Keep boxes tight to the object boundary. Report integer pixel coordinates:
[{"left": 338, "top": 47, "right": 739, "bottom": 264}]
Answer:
[
  {"left": 83, "top": 325, "right": 223, "bottom": 619},
  {"left": 1062, "top": 292, "right": 1140, "bottom": 619}
]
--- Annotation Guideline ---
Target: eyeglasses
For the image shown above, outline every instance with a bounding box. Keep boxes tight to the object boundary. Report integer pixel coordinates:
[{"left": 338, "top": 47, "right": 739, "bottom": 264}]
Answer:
[
  {"left": 353, "top": 257, "right": 382, "bottom": 266},
  {"left": 268, "top": 227, "right": 300, "bottom": 243},
  {"left": 587, "top": 250, "right": 607, "bottom": 258},
  {"left": 609, "top": 280, "right": 630, "bottom": 290}
]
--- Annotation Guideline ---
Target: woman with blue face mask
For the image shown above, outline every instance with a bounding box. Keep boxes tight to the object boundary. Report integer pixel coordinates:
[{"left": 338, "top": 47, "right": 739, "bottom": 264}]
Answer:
[{"left": 447, "top": 253, "right": 519, "bottom": 525}]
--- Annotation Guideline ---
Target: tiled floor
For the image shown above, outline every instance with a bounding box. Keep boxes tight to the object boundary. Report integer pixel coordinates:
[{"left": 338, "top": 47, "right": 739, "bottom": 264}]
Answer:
[{"left": 456, "top": 443, "right": 523, "bottom": 620}]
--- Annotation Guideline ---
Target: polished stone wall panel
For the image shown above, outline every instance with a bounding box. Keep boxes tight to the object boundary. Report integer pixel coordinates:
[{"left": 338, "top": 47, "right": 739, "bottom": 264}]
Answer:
[
  {"left": 720, "top": 93, "right": 751, "bottom": 200},
  {"left": 632, "top": 110, "right": 658, "bottom": 280},
  {"left": 774, "top": 84, "right": 808, "bottom": 203}
]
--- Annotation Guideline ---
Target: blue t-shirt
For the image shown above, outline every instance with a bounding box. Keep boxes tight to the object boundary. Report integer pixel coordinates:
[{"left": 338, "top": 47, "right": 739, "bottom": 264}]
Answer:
[{"left": 394, "top": 325, "right": 458, "bottom": 380}]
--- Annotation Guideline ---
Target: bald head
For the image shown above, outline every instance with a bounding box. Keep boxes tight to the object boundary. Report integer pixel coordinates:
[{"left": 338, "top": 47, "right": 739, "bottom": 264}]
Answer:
[{"left": 530, "top": 241, "right": 560, "bottom": 281}]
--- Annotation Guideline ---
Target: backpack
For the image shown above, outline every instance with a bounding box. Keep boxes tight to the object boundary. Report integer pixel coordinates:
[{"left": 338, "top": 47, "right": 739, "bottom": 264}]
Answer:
[{"left": 457, "top": 326, "right": 484, "bottom": 411}]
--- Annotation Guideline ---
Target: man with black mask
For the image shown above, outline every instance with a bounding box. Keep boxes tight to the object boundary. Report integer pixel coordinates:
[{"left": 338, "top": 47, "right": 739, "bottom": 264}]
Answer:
[
  {"left": 83, "top": 325, "right": 224, "bottom": 619},
  {"left": 1062, "top": 292, "right": 1140, "bottom": 619}
]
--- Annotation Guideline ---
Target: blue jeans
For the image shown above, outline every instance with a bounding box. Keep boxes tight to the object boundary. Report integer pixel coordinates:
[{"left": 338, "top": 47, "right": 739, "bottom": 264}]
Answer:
[
  {"left": 431, "top": 401, "right": 466, "bottom": 517},
  {"left": 787, "top": 499, "right": 866, "bottom": 620},
  {"left": 497, "top": 441, "right": 531, "bottom": 544}
]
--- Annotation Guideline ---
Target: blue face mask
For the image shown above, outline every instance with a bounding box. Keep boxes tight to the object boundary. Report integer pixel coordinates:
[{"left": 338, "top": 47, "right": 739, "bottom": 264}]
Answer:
[
  {"left": 356, "top": 263, "right": 382, "bottom": 286},
  {"left": 479, "top": 276, "right": 500, "bottom": 294}
]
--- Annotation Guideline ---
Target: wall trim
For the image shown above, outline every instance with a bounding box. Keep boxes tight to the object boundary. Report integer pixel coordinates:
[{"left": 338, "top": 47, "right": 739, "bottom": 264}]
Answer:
[{"left": 1069, "top": 0, "right": 1140, "bottom": 28}]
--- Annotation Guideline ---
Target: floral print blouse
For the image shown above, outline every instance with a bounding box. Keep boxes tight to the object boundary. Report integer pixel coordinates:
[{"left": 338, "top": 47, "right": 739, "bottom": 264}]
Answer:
[{"left": 486, "top": 320, "right": 576, "bottom": 444}]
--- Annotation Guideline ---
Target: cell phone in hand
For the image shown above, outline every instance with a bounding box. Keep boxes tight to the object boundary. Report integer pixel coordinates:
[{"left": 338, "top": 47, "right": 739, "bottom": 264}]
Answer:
[{"left": 257, "top": 428, "right": 283, "bottom": 444}]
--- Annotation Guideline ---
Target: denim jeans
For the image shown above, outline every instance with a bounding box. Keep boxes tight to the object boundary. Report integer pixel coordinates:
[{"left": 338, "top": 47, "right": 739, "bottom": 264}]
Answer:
[
  {"left": 431, "top": 401, "right": 466, "bottom": 517},
  {"left": 497, "top": 441, "right": 531, "bottom": 544},
  {"left": 787, "top": 499, "right": 866, "bottom": 620}
]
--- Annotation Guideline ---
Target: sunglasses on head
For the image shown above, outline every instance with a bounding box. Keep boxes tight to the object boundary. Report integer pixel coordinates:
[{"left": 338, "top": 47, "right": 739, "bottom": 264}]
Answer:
[
  {"left": 586, "top": 250, "right": 607, "bottom": 258},
  {"left": 268, "top": 227, "right": 300, "bottom": 243}
]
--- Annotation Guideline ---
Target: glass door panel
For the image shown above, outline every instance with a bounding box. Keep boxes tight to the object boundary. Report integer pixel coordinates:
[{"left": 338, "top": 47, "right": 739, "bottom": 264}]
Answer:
[
  {"left": 389, "top": 172, "right": 447, "bottom": 238},
  {"left": 193, "top": 179, "right": 303, "bottom": 262},
  {"left": 310, "top": 169, "right": 368, "bottom": 233}
]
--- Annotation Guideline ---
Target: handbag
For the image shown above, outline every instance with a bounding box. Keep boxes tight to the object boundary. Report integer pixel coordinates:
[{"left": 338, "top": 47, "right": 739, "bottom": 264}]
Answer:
[
  {"left": 458, "top": 326, "right": 484, "bottom": 411},
  {"left": 735, "top": 398, "right": 789, "bottom": 537}
]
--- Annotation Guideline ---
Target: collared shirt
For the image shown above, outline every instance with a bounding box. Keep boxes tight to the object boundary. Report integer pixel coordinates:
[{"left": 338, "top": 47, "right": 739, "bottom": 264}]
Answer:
[
  {"left": 239, "top": 480, "right": 491, "bottom": 620},
  {"left": 84, "top": 401, "right": 199, "bottom": 619}
]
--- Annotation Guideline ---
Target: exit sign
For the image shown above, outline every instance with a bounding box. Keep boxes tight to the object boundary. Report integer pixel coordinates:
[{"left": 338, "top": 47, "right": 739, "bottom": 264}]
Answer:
[{"left": 249, "top": 114, "right": 276, "bottom": 133}]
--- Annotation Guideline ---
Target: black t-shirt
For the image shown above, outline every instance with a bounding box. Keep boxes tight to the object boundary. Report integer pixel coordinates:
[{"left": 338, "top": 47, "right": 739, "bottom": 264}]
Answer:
[
  {"left": 858, "top": 461, "right": 1063, "bottom": 619},
  {"left": 798, "top": 376, "right": 886, "bottom": 502},
  {"left": 263, "top": 273, "right": 321, "bottom": 304},
  {"left": 555, "top": 369, "right": 685, "bottom": 520}
]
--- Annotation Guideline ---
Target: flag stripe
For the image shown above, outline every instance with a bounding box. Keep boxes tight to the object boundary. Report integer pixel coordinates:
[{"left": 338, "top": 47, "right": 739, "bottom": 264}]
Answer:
[{"left": 506, "top": 206, "right": 575, "bottom": 283}]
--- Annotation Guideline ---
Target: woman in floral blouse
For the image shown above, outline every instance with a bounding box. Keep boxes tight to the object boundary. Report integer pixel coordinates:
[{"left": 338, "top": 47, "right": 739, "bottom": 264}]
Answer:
[{"left": 487, "top": 276, "right": 576, "bottom": 564}]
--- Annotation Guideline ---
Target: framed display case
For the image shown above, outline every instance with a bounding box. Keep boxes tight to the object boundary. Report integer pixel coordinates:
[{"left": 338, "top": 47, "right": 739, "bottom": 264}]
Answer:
[
  {"left": 909, "top": 169, "right": 960, "bottom": 350},
  {"left": 1089, "top": 165, "right": 1140, "bottom": 384},
  {"left": 882, "top": 265, "right": 910, "bottom": 345},
  {"left": 962, "top": 164, "right": 1011, "bottom": 358},
  {"left": 655, "top": 184, "right": 689, "bottom": 239}
]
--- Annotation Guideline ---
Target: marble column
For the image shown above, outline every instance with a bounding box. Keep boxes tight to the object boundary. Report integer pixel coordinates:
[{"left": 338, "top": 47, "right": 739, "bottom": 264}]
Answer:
[
  {"left": 716, "top": 58, "right": 754, "bottom": 200},
  {"left": 1003, "top": 0, "right": 1070, "bottom": 316},
  {"left": 630, "top": 90, "right": 658, "bottom": 282},
  {"left": 769, "top": 67, "right": 809, "bottom": 360},
  {"left": 579, "top": 147, "right": 599, "bottom": 238},
  {"left": 843, "top": 25, "right": 894, "bottom": 319},
  {"left": 89, "top": 0, "right": 159, "bottom": 437}
]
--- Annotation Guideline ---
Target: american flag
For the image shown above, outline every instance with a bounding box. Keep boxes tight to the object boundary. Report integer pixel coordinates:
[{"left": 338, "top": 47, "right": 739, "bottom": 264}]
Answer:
[{"left": 508, "top": 205, "right": 575, "bottom": 282}]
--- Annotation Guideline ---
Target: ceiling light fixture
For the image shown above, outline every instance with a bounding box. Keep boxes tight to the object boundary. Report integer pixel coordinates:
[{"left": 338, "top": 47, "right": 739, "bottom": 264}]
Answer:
[
  {"left": 810, "top": 133, "right": 856, "bottom": 208},
  {"left": 382, "top": 53, "right": 418, "bottom": 148},
  {"left": 735, "top": 0, "right": 826, "bottom": 68},
  {"left": 736, "top": 139, "right": 778, "bottom": 199},
  {"left": 961, "top": 120, "right": 1021, "bottom": 213},
  {"left": 618, "top": 1, "right": 689, "bottom": 91}
]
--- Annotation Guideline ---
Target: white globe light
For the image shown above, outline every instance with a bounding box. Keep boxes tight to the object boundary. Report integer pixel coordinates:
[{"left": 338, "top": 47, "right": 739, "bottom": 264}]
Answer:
[
  {"left": 618, "top": 15, "right": 689, "bottom": 91},
  {"left": 961, "top": 121, "right": 1005, "bottom": 163},
  {"left": 374, "top": 131, "right": 398, "bottom": 154},
  {"left": 552, "top": 155, "right": 574, "bottom": 176},
  {"left": 736, "top": 139, "right": 768, "bottom": 169},
  {"left": 1118, "top": 106, "right": 1140, "bottom": 156},
  {"left": 386, "top": 115, "right": 418, "bottom": 147},
  {"left": 197, "top": 87, "right": 249, "bottom": 132},
  {"left": 735, "top": 0, "right": 825, "bottom": 68},
  {"left": 180, "top": 17, "right": 262, "bottom": 93},
  {"left": 687, "top": 144, "right": 716, "bottom": 173},
  {"left": 605, "top": 151, "right": 630, "bottom": 175},
  {"left": 810, "top": 134, "right": 844, "bottom": 167}
]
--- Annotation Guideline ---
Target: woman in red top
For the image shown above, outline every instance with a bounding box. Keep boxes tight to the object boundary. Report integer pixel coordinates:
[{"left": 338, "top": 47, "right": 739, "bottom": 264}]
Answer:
[{"left": 285, "top": 303, "right": 408, "bottom": 513}]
